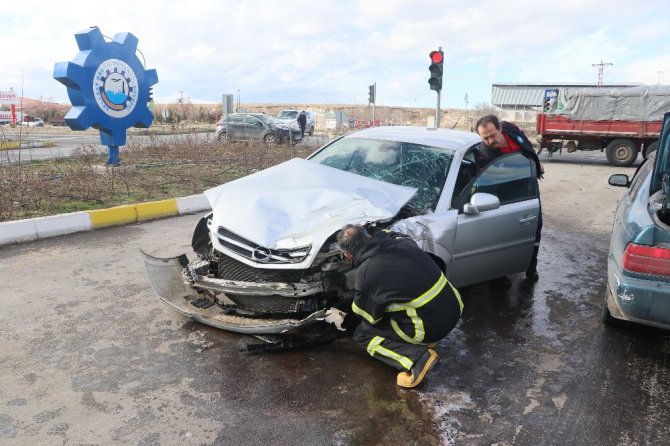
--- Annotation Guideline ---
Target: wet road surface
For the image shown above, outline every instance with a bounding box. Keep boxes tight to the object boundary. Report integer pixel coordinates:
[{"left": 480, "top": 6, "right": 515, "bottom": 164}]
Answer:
[{"left": 1, "top": 214, "right": 669, "bottom": 445}]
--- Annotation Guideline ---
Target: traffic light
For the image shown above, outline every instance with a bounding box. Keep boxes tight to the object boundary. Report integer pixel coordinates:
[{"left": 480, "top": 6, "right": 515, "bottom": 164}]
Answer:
[
  {"left": 368, "top": 84, "right": 375, "bottom": 104},
  {"left": 428, "top": 50, "right": 444, "bottom": 92}
]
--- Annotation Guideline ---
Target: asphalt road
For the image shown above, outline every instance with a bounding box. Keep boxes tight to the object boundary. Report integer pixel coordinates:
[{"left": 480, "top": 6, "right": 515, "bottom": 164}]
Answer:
[{"left": 1, "top": 155, "right": 668, "bottom": 445}]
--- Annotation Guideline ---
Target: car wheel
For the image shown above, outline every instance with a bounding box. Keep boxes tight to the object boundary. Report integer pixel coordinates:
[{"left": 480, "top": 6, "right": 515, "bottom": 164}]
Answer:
[
  {"left": 602, "top": 285, "right": 629, "bottom": 328},
  {"left": 606, "top": 139, "right": 638, "bottom": 166},
  {"left": 644, "top": 141, "right": 658, "bottom": 158},
  {"left": 264, "top": 133, "right": 277, "bottom": 146},
  {"left": 308, "top": 126, "right": 314, "bottom": 136},
  {"left": 217, "top": 132, "right": 228, "bottom": 144}
]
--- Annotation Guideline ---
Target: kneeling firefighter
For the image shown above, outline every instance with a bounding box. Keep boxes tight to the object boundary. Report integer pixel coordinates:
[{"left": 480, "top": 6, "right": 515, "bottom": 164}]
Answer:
[{"left": 337, "top": 224, "right": 463, "bottom": 388}]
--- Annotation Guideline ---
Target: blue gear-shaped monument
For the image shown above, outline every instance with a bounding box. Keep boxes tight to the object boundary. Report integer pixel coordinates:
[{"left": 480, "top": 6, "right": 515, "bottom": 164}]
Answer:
[{"left": 54, "top": 27, "right": 158, "bottom": 148}]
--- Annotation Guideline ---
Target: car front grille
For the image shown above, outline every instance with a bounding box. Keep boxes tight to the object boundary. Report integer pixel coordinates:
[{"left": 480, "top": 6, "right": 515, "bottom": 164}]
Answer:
[
  {"left": 215, "top": 254, "right": 317, "bottom": 314},
  {"left": 216, "top": 254, "right": 305, "bottom": 283},
  {"left": 216, "top": 227, "right": 311, "bottom": 264}
]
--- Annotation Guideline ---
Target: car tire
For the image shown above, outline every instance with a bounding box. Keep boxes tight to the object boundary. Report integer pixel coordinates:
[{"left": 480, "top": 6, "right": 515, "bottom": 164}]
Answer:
[
  {"left": 602, "top": 285, "right": 629, "bottom": 328},
  {"left": 217, "top": 132, "right": 228, "bottom": 144},
  {"left": 264, "top": 133, "right": 277, "bottom": 145},
  {"left": 644, "top": 141, "right": 658, "bottom": 158},
  {"left": 606, "top": 139, "right": 638, "bottom": 166},
  {"left": 308, "top": 126, "right": 314, "bottom": 136}
]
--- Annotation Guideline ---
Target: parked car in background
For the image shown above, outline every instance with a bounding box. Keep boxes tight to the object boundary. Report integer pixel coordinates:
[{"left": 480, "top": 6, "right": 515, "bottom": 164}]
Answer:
[
  {"left": 215, "top": 113, "right": 301, "bottom": 145},
  {"left": 604, "top": 111, "right": 670, "bottom": 330},
  {"left": 21, "top": 117, "right": 45, "bottom": 127},
  {"left": 142, "top": 126, "right": 541, "bottom": 334},
  {"left": 276, "top": 109, "right": 315, "bottom": 136}
]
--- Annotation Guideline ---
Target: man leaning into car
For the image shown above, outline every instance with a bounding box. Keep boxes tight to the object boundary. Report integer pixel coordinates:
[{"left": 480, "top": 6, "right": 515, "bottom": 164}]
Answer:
[
  {"left": 337, "top": 224, "right": 463, "bottom": 388},
  {"left": 476, "top": 114, "right": 544, "bottom": 281}
]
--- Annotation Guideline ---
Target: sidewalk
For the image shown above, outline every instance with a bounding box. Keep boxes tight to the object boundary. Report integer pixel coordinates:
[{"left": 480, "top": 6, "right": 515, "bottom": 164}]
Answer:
[{"left": 0, "top": 194, "right": 211, "bottom": 246}]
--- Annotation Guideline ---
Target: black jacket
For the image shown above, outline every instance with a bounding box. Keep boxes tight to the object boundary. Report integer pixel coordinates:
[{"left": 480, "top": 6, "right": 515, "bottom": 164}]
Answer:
[
  {"left": 478, "top": 121, "right": 542, "bottom": 179},
  {"left": 351, "top": 231, "right": 460, "bottom": 339}
]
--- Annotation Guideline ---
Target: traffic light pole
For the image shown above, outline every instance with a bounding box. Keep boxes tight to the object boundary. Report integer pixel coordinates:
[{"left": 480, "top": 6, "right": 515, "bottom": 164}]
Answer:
[
  {"left": 435, "top": 90, "right": 441, "bottom": 128},
  {"left": 372, "top": 83, "right": 376, "bottom": 125}
]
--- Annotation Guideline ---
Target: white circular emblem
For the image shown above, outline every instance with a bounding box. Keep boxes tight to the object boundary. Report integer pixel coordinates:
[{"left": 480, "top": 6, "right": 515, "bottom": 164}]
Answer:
[{"left": 93, "top": 59, "right": 138, "bottom": 118}]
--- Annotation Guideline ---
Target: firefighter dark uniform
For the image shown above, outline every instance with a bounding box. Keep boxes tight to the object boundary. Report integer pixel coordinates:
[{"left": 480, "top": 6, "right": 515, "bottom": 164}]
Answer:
[{"left": 350, "top": 230, "right": 463, "bottom": 386}]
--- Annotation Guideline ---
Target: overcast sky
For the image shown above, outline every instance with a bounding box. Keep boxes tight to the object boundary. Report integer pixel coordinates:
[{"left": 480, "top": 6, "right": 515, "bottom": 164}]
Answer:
[{"left": 2, "top": 0, "right": 668, "bottom": 109}]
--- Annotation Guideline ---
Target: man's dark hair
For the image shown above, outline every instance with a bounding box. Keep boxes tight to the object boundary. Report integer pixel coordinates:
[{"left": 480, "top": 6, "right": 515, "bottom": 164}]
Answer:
[
  {"left": 475, "top": 114, "right": 501, "bottom": 131},
  {"left": 337, "top": 224, "right": 370, "bottom": 259}
]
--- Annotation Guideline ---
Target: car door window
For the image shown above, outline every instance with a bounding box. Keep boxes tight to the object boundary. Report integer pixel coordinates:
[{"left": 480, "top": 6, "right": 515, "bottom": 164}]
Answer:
[
  {"left": 228, "top": 115, "right": 243, "bottom": 123},
  {"left": 629, "top": 153, "right": 654, "bottom": 200},
  {"left": 454, "top": 152, "right": 537, "bottom": 212},
  {"left": 244, "top": 116, "right": 260, "bottom": 126}
]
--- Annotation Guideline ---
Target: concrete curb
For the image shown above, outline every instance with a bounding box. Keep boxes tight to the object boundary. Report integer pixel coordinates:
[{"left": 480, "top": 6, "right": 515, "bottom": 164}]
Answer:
[{"left": 0, "top": 194, "right": 211, "bottom": 247}]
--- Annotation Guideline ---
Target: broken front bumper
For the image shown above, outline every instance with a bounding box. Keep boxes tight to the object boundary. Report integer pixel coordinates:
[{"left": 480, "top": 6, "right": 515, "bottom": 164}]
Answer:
[{"left": 140, "top": 250, "right": 327, "bottom": 334}]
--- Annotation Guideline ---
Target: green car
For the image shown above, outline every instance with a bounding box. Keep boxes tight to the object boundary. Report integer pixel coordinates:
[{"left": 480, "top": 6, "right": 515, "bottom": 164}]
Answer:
[{"left": 605, "top": 112, "right": 670, "bottom": 329}]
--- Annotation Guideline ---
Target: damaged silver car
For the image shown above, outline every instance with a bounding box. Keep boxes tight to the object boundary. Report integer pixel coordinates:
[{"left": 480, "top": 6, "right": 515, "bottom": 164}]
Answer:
[{"left": 142, "top": 126, "right": 541, "bottom": 338}]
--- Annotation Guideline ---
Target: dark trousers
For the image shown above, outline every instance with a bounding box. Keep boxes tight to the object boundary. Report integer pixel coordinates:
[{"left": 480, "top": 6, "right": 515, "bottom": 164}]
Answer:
[{"left": 352, "top": 288, "right": 461, "bottom": 371}]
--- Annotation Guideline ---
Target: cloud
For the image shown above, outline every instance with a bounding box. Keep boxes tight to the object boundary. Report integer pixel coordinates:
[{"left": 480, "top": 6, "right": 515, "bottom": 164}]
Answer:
[{"left": 1, "top": 0, "right": 668, "bottom": 108}]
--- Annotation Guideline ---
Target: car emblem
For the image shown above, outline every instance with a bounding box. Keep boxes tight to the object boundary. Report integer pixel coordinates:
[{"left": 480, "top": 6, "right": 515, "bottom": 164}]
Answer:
[{"left": 252, "top": 246, "right": 273, "bottom": 263}]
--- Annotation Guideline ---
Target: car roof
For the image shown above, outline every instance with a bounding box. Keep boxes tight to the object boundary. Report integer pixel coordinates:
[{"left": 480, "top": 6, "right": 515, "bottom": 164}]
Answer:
[{"left": 346, "top": 126, "right": 482, "bottom": 152}]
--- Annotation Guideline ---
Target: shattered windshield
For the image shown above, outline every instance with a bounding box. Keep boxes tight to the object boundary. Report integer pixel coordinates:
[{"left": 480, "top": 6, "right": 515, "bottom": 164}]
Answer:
[{"left": 309, "top": 137, "right": 455, "bottom": 210}]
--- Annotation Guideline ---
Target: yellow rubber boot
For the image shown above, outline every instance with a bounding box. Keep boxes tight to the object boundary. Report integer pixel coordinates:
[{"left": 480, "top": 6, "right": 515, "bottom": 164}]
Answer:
[{"left": 396, "top": 349, "right": 438, "bottom": 388}]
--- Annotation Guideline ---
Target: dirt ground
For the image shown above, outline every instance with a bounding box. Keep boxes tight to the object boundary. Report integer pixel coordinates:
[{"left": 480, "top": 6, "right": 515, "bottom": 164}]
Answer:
[{"left": 535, "top": 152, "right": 637, "bottom": 237}]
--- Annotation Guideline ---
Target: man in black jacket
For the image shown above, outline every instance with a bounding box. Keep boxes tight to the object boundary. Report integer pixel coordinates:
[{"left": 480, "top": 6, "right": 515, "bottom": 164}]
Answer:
[
  {"left": 297, "top": 111, "right": 307, "bottom": 137},
  {"left": 337, "top": 224, "right": 463, "bottom": 388},
  {"left": 476, "top": 114, "right": 543, "bottom": 280}
]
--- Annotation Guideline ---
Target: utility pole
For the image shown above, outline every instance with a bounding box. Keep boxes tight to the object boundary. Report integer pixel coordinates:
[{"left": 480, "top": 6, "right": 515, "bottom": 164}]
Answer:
[
  {"left": 592, "top": 60, "right": 613, "bottom": 86},
  {"left": 464, "top": 93, "right": 469, "bottom": 131}
]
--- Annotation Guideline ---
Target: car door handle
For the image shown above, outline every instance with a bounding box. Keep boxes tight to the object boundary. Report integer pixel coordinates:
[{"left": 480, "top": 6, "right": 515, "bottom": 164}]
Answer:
[{"left": 519, "top": 215, "right": 537, "bottom": 224}]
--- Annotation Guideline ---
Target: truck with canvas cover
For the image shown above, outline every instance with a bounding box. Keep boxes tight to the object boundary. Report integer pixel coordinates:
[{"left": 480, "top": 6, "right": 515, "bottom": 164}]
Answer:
[{"left": 537, "top": 85, "right": 670, "bottom": 166}]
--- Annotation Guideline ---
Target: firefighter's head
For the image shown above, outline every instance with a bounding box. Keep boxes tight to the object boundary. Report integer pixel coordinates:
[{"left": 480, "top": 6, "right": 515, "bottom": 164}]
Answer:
[{"left": 337, "top": 224, "right": 371, "bottom": 263}]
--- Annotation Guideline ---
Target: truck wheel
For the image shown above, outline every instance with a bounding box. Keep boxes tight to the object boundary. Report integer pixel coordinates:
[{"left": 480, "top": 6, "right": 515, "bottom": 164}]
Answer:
[
  {"left": 644, "top": 141, "right": 658, "bottom": 157},
  {"left": 606, "top": 139, "right": 638, "bottom": 166}
]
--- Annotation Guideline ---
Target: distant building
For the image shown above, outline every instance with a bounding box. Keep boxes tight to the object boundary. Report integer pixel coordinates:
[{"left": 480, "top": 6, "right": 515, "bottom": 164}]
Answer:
[{"left": 491, "top": 82, "right": 642, "bottom": 122}]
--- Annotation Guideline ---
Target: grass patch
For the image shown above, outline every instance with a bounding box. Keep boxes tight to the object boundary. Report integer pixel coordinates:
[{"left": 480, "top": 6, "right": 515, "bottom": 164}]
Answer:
[{"left": 0, "top": 135, "right": 317, "bottom": 222}]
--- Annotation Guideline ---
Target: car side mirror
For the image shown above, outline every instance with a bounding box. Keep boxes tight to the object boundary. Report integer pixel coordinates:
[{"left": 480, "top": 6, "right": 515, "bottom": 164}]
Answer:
[
  {"left": 463, "top": 192, "right": 500, "bottom": 214},
  {"left": 608, "top": 174, "right": 630, "bottom": 188}
]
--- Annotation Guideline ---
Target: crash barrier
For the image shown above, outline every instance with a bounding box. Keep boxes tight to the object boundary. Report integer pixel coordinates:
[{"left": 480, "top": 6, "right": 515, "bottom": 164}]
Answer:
[{"left": 0, "top": 194, "right": 211, "bottom": 246}]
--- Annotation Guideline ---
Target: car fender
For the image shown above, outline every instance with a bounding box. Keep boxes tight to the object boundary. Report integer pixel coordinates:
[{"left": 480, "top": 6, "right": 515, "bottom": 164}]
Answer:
[{"left": 389, "top": 215, "right": 454, "bottom": 272}]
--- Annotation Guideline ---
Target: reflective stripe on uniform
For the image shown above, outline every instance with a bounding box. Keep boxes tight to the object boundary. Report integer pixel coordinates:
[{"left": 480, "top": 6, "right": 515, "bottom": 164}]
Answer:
[
  {"left": 366, "top": 336, "right": 413, "bottom": 370},
  {"left": 451, "top": 282, "right": 464, "bottom": 313},
  {"left": 352, "top": 301, "right": 381, "bottom": 325},
  {"left": 386, "top": 273, "right": 461, "bottom": 343}
]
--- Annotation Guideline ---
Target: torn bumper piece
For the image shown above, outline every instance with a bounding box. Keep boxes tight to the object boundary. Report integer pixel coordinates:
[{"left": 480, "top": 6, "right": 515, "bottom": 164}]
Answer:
[{"left": 140, "top": 250, "right": 327, "bottom": 334}]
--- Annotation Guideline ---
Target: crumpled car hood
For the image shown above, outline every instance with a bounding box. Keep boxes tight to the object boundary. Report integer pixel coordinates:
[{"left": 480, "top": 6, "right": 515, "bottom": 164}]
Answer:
[{"left": 204, "top": 158, "right": 416, "bottom": 254}]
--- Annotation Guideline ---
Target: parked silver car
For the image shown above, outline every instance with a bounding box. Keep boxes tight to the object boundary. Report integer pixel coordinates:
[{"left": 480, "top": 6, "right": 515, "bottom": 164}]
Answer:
[
  {"left": 604, "top": 112, "right": 670, "bottom": 329},
  {"left": 276, "top": 109, "right": 315, "bottom": 136},
  {"left": 215, "top": 112, "right": 301, "bottom": 145},
  {"left": 142, "top": 126, "right": 541, "bottom": 334}
]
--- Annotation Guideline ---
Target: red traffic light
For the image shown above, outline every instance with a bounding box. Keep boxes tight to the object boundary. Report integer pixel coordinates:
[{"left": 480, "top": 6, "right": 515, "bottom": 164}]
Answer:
[{"left": 430, "top": 51, "right": 443, "bottom": 64}]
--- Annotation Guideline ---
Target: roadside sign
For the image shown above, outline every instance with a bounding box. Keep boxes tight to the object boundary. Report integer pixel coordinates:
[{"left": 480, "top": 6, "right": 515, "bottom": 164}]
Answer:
[{"left": 0, "top": 90, "right": 17, "bottom": 105}]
